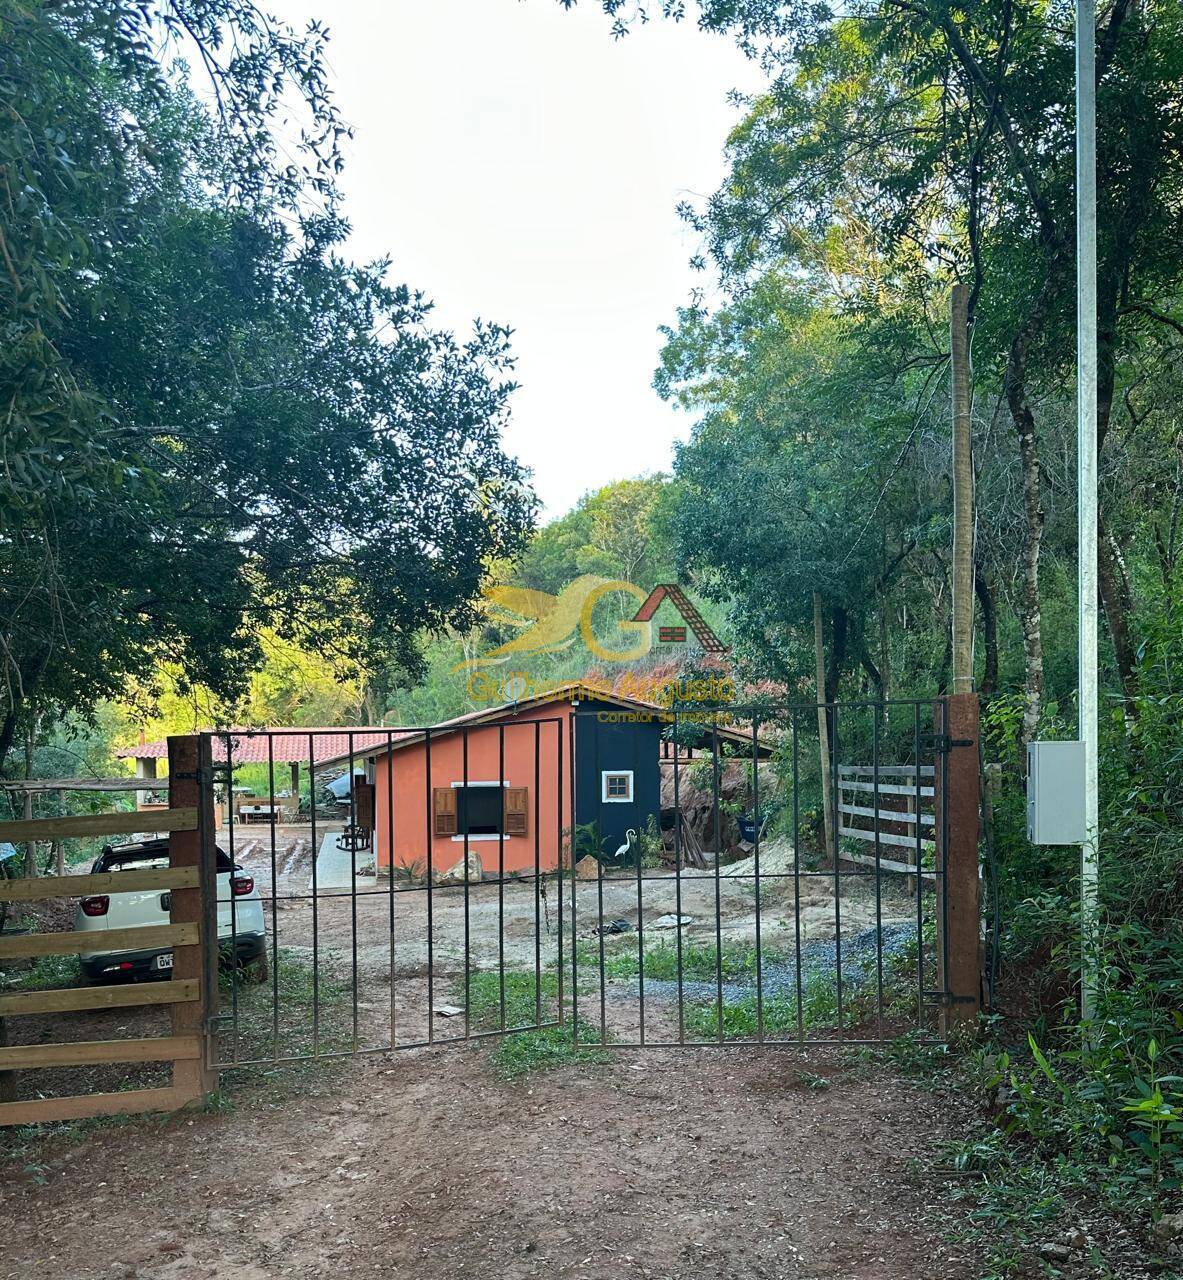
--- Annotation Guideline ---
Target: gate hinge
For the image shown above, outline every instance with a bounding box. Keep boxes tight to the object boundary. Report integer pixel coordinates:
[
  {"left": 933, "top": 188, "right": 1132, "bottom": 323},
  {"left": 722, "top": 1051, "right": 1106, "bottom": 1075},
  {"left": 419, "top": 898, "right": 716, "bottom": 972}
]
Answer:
[
  {"left": 924, "top": 990, "right": 977, "bottom": 1007},
  {"left": 925, "top": 734, "right": 973, "bottom": 755}
]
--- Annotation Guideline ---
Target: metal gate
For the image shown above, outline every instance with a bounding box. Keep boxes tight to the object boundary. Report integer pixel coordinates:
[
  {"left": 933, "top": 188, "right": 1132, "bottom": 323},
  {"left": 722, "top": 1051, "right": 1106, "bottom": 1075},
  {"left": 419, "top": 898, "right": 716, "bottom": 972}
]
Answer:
[{"left": 196, "top": 699, "right": 956, "bottom": 1071}]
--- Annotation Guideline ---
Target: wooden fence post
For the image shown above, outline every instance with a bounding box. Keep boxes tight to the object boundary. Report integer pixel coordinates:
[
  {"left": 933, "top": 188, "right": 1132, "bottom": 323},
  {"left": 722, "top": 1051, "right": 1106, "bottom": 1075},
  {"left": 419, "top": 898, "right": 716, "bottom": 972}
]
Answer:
[
  {"left": 936, "top": 694, "right": 982, "bottom": 1033},
  {"left": 167, "top": 735, "right": 217, "bottom": 1105}
]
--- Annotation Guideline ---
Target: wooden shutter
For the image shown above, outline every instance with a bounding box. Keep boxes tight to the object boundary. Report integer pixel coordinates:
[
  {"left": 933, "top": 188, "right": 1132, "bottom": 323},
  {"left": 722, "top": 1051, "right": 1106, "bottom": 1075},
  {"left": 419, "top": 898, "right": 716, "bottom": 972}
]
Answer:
[
  {"left": 433, "top": 787, "right": 457, "bottom": 837},
  {"left": 354, "top": 781, "right": 375, "bottom": 830},
  {"left": 504, "top": 787, "right": 528, "bottom": 837}
]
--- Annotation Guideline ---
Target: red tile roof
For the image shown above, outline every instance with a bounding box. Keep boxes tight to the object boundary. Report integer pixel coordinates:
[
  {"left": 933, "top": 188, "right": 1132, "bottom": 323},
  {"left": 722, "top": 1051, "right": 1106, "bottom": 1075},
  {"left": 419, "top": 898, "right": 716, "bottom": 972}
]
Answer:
[{"left": 118, "top": 728, "right": 413, "bottom": 765}]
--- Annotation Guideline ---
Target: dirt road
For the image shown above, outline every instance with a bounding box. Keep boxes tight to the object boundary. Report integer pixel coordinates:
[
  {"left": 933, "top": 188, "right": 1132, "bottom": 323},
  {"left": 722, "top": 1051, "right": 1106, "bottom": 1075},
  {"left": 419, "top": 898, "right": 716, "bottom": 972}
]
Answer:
[{"left": 1, "top": 1043, "right": 981, "bottom": 1280}]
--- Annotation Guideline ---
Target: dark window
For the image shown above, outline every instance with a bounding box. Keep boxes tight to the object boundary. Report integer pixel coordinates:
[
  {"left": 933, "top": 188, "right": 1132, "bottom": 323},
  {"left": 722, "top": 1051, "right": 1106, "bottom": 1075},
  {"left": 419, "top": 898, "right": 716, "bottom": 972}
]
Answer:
[{"left": 457, "top": 786, "right": 503, "bottom": 836}]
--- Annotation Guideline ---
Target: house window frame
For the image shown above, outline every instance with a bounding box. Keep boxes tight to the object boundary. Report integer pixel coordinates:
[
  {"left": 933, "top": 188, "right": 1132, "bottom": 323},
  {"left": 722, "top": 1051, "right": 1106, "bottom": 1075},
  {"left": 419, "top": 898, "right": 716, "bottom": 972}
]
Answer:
[
  {"left": 601, "top": 770, "right": 634, "bottom": 804},
  {"left": 449, "top": 780, "right": 512, "bottom": 841}
]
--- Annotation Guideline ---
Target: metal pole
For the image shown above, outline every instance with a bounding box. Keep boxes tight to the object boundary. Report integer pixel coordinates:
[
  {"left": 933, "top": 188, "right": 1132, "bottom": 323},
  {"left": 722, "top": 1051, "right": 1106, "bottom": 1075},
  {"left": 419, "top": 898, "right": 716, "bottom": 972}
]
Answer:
[{"left": 1076, "top": 0, "right": 1100, "bottom": 1020}]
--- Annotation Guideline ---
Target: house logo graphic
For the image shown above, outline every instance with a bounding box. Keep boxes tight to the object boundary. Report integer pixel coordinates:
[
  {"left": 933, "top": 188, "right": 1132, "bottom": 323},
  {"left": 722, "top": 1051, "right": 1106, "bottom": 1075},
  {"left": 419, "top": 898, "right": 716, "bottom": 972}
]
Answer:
[{"left": 454, "top": 576, "right": 727, "bottom": 674}]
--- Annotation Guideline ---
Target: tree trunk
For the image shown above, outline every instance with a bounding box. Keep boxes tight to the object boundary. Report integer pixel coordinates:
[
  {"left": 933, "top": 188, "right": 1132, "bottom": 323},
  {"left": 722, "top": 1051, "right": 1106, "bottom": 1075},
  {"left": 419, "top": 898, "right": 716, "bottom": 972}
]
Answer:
[
  {"left": 878, "top": 582, "right": 892, "bottom": 707},
  {"left": 1095, "top": 319, "right": 1140, "bottom": 719},
  {"left": 974, "top": 562, "right": 999, "bottom": 701},
  {"left": 856, "top": 627, "right": 885, "bottom": 701},
  {"left": 22, "top": 727, "right": 36, "bottom": 879},
  {"left": 824, "top": 605, "right": 847, "bottom": 704},
  {"left": 1098, "top": 514, "right": 1139, "bottom": 716},
  {"left": 812, "top": 592, "right": 834, "bottom": 859},
  {"left": 950, "top": 282, "right": 975, "bottom": 693},
  {"left": 1003, "top": 273, "right": 1055, "bottom": 747}
]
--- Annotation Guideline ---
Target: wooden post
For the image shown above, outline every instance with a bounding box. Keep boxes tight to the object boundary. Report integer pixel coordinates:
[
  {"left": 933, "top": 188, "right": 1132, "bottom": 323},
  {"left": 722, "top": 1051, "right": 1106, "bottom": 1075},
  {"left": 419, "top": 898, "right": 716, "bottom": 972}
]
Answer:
[
  {"left": 166, "top": 735, "right": 217, "bottom": 1106},
  {"left": 936, "top": 694, "right": 982, "bottom": 1033}
]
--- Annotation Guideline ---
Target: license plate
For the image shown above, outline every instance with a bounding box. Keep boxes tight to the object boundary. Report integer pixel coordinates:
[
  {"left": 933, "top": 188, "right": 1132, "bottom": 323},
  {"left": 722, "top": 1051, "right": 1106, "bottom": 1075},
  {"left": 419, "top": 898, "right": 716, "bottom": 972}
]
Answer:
[{"left": 152, "top": 953, "right": 174, "bottom": 971}]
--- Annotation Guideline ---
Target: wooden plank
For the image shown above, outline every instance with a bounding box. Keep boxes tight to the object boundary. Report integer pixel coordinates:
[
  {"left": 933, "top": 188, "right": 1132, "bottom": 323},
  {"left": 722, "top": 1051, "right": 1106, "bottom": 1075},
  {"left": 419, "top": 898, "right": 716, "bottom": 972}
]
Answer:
[
  {"left": 843, "top": 850, "right": 936, "bottom": 880},
  {"left": 838, "top": 780, "right": 934, "bottom": 798},
  {"left": 840, "top": 825, "right": 935, "bottom": 850},
  {"left": 838, "top": 802, "right": 935, "bottom": 827},
  {"left": 0, "top": 866, "right": 198, "bottom": 904},
  {"left": 0, "top": 778, "right": 170, "bottom": 793},
  {"left": 0, "top": 1086, "right": 187, "bottom": 1128},
  {"left": 0, "top": 922, "right": 197, "bottom": 961},
  {"left": 0, "top": 1035, "right": 201, "bottom": 1071},
  {"left": 0, "top": 979, "right": 199, "bottom": 1018},
  {"left": 0, "top": 807, "right": 196, "bottom": 844}
]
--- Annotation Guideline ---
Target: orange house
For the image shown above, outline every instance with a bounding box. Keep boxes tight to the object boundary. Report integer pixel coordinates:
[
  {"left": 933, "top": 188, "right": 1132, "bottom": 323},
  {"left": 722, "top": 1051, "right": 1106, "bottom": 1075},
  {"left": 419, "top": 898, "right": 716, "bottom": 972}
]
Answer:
[
  {"left": 371, "top": 695, "right": 573, "bottom": 877},
  {"left": 324, "top": 683, "right": 679, "bottom": 877},
  {"left": 323, "top": 682, "right": 766, "bottom": 879}
]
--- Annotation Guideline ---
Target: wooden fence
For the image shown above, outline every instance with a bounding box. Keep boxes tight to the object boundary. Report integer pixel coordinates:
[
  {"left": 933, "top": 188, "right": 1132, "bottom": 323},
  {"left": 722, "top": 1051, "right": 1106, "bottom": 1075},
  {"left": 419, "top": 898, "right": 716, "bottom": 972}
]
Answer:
[
  {"left": 836, "top": 763, "right": 936, "bottom": 881},
  {"left": 0, "top": 736, "right": 212, "bottom": 1126}
]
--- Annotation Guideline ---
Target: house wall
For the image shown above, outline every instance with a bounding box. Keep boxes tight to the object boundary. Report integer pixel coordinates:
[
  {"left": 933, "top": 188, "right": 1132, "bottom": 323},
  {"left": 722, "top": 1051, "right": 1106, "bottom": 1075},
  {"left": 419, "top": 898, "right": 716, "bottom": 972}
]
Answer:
[
  {"left": 371, "top": 696, "right": 668, "bottom": 876},
  {"left": 372, "top": 704, "right": 572, "bottom": 876},
  {"left": 573, "top": 706, "right": 664, "bottom": 859}
]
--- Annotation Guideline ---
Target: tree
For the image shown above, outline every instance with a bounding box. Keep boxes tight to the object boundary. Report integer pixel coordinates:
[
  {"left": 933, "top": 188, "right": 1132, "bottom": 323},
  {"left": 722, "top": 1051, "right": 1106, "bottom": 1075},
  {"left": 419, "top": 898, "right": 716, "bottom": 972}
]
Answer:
[
  {"left": 657, "top": 0, "right": 1183, "bottom": 738},
  {"left": 657, "top": 273, "right": 938, "bottom": 699},
  {"left": 0, "top": 2, "right": 535, "bottom": 768}
]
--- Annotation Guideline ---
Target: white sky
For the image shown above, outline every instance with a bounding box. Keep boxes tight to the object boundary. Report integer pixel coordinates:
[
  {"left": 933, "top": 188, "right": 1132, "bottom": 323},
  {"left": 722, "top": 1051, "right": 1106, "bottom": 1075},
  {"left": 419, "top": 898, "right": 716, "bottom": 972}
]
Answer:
[{"left": 276, "top": 0, "right": 757, "bottom": 516}]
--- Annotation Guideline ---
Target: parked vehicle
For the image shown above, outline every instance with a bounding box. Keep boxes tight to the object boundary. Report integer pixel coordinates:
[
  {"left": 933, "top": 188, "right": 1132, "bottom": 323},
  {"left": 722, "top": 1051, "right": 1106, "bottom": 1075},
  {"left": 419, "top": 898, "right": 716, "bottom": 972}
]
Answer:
[{"left": 74, "top": 838, "right": 267, "bottom": 982}]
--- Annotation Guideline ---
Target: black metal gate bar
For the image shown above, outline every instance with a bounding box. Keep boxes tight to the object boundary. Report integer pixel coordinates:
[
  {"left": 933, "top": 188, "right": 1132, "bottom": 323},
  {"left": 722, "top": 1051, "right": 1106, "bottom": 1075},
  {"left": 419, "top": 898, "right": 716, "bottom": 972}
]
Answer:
[
  {"left": 387, "top": 727, "right": 396, "bottom": 1047},
  {"left": 751, "top": 715, "right": 764, "bottom": 1045},
  {"left": 199, "top": 700, "right": 954, "bottom": 1071},
  {"left": 559, "top": 697, "right": 951, "bottom": 1051},
  {"left": 711, "top": 720, "right": 724, "bottom": 1046},
  {"left": 348, "top": 731, "right": 358, "bottom": 1053},
  {"left": 267, "top": 733, "right": 280, "bottom": 1058},
  {"left": 461, "top": 726, "right": 471, "bottom": 1042},
  {"left": 872, "top": 704, "right": 884, "bottom": 1042},
  {"left": 792, "top": 710, "right": 804, "bottom": 1042},
  {"left": 832, "top": 702, "right": 843, "bottom": 1040}
]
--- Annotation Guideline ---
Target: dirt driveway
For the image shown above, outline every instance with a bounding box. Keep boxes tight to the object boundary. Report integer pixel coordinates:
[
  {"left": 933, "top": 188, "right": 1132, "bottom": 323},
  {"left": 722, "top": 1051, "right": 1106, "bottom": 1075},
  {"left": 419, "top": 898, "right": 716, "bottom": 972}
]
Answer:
[{"left": 1, "top": 1042, "right": 981, "bottom": 1280}]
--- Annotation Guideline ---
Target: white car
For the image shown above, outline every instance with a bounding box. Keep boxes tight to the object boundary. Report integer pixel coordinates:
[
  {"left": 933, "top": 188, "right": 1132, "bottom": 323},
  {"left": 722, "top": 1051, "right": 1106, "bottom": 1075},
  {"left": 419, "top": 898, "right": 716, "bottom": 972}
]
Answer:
[{"left": 75, "top": 838, "right": 267, "bottom": 982}]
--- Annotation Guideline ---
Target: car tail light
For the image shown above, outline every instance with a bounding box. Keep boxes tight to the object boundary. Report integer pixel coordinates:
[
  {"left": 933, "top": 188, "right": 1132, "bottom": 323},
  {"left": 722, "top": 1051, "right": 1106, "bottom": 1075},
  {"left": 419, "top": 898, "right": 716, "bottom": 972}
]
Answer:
[
  {"left": 81, "top": 895, "right": 109, "bottom": 917},
  {"left": 231, "top": 875, "right": 253, "bottom": 897}
]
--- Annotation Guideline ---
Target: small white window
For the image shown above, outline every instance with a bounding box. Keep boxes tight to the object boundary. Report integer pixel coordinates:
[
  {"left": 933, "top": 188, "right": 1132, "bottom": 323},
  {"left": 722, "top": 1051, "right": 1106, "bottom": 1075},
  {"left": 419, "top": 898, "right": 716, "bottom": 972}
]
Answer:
[{"left": 601, "top": 770, "right": 634, "bottom": 803}]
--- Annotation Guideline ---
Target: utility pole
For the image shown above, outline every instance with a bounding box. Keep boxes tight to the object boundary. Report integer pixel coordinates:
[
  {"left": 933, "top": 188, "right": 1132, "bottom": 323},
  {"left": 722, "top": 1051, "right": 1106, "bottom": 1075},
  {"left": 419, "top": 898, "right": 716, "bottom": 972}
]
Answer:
[
  {"left": 950, "top": 282, "right": 974, "bottom": 694},
  {"left": 1076, "top": 0, "right": 1100, "bottom": 1019}
]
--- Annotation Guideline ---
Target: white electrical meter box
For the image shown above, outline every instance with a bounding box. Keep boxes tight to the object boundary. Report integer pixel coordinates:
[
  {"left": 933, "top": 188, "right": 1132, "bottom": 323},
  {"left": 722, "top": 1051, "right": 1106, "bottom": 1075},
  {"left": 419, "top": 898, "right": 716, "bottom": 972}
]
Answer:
[{"left": 1026, "top": 740, "right": 1086, "bottom": 845}]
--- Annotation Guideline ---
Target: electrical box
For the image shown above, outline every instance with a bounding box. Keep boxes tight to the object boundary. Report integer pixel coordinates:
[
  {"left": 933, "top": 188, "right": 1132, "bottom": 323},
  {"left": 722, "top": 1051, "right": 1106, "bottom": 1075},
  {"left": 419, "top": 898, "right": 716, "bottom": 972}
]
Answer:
[{"left": 1026, "top": 740, "right": 1086, "bottom": 845}]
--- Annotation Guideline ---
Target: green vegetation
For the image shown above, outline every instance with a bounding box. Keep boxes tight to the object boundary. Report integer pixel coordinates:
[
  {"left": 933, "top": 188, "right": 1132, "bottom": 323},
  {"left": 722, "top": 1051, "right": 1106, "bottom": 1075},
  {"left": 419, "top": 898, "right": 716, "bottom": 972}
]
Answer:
[
  {"left": 5, "top": 954, "right": 81, "bottom": 992},
  {"left": 0, "top": 0, "right": 534, "bottom": 771},
  {"left": 215, "top": 949, "right": 353, "bottom": 1097},
  {"left": 460, "top": 969, "right": 609, "bottom": 1080},
  {"left": 5, "top": 0, "right": 1183, "bottom": 1267}
]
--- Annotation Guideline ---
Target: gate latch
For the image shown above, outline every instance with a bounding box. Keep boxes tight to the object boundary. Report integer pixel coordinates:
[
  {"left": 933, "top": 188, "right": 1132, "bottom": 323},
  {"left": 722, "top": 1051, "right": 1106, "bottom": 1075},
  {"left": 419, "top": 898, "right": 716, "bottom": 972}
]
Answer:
[
  {"left": 923, "top": 990, "right": 977, "bottom": 1007},
  {"left": 924, "top": 734, "right": 973, "bottom": 755}
]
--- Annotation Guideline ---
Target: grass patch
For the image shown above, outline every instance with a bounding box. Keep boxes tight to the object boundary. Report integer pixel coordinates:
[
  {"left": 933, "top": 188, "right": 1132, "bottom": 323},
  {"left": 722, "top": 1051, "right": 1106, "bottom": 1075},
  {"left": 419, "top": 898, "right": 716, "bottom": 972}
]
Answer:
[
  {"left": 683, "top": 970, "right": 841, "bottom": 1039},
  {"left": 488, "top": 1019, "right": 611, "bottom": 1080},
  {"left": 575, "top": 937, "right": 794, "bottom": 984},
  {"left": 214, "top": 948, "right": 354, "bottom": 1100},
  {"left": 5, "top": 952, "right": 82, "bottom": 991},
  {"left": 458, "top": 968, "right": 610, "bottom": 1080}
]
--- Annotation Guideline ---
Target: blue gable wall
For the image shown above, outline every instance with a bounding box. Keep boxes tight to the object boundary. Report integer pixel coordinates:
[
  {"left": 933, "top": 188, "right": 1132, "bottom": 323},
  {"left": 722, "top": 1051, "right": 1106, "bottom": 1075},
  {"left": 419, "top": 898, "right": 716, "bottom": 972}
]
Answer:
[{"left": 573, "top": 700, "right": 663, "bottom": 862}]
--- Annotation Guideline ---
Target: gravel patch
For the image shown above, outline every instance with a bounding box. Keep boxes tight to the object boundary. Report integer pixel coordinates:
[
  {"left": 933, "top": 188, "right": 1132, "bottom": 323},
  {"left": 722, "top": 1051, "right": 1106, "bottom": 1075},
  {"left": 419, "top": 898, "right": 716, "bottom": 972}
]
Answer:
[{"left": 632, "top": 921, "right": 919, "bottom": 1003}]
